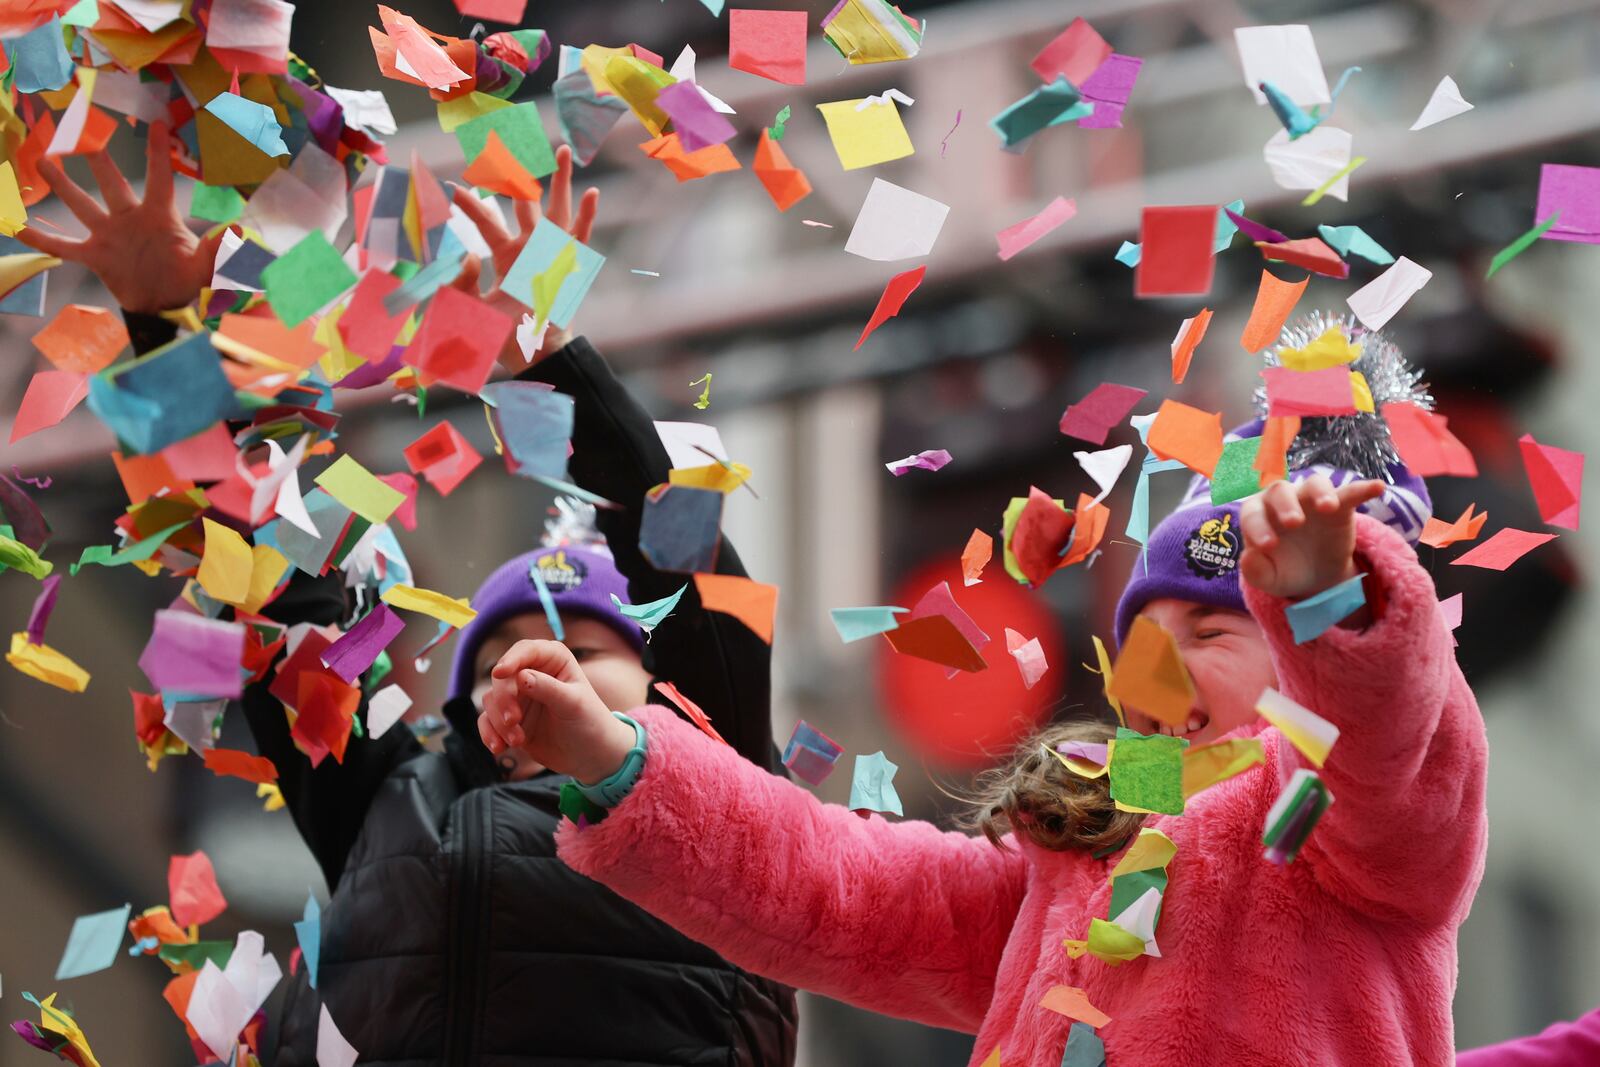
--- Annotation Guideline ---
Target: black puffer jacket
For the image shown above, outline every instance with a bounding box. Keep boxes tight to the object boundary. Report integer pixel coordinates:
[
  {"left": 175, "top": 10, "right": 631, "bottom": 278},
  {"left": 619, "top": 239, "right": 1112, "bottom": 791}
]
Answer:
[{"left": 229, "top": 338, "right": 799, "bottom": 1066}]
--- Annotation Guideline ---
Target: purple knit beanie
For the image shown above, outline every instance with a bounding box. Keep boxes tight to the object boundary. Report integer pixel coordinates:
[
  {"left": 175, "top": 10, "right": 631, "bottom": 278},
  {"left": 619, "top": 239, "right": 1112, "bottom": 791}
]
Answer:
[
  {"left": 1113, "top": 418, "right": 1433, "bottom": 645},
  {"left": 447, "top": 543, "right": 643, "bottom": 702}
]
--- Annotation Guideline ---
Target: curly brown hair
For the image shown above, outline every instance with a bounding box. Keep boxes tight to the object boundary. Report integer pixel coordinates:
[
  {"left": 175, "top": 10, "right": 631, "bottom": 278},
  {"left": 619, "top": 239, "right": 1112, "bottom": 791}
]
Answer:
[{"left": 956, "top": 718, "right": 1146, "bottom": 853}]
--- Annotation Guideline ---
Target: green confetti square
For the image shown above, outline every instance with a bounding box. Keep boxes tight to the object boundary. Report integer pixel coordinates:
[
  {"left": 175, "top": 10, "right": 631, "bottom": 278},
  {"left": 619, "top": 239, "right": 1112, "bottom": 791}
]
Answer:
[
  {"left": 1211, "top": 435, "right": 1264, "bottom": 505},
  {"left": 261, "top": 232, "right": 357, "bottom": 328},
  {"left": 1108, "top": 727, "right": 1187, "bottom": 815},
  {"left": 190, "top": 182, "right": 244, "bottom": 224},
  {"left": 456, "top": 101, "right": 557, "bottom": 181}
]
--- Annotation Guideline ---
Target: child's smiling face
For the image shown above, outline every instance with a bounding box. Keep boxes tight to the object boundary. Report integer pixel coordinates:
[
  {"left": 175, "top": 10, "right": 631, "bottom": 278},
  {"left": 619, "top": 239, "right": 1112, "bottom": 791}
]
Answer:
[{"left": 1126, "top": 600, "right": 1278, "bottom": 746}]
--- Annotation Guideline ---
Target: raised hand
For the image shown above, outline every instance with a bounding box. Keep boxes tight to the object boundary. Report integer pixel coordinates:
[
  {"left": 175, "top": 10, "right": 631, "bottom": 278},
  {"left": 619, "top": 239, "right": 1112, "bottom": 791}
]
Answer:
[
  {"left": 448, "top": 142, "right": 600, "bottom": 374},
  {"left": 1239, "top": 475, "right": 1386, "bottom": 601},
  {"left": 478, "top": 638, "right": 635, "bottom": 785},
  {"left": 15, "top": 122, "right": 224, "bottom": 315}
]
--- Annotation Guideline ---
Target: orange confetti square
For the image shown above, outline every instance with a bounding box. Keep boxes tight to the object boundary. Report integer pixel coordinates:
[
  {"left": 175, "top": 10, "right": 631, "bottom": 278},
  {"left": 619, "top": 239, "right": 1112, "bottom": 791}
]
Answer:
[
  {"left": 1109, "top": 615, "right": 1196, "bottom": 727},
  {"left": 1147, "top": 399, "right": 1224, "bottom": 478},
  {"left": 693, "top": 573, "right": 779, "bottom": 644}
]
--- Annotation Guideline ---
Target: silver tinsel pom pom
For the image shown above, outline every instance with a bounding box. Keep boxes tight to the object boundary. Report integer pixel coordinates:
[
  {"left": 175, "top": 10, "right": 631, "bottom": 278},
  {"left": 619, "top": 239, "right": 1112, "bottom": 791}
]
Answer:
[
  {"left": 1252, "top": 309, "right": 1433, "bottom": 481},
  {"left": 541, "top": 495, "right": 610, "bottom": 551}
]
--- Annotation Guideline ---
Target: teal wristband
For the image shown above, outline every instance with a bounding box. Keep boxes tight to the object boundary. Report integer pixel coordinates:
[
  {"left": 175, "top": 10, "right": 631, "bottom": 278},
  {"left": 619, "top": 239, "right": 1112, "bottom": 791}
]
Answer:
[{"left": 574, "top": 713, "right": 647, "bottom": 809}]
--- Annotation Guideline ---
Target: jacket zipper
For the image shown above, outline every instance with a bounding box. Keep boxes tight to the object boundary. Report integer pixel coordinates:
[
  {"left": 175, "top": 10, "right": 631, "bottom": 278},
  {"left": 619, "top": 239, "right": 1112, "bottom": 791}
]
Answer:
[{"left": 444, "top": 788, "right": 490, "bottom": 1066}]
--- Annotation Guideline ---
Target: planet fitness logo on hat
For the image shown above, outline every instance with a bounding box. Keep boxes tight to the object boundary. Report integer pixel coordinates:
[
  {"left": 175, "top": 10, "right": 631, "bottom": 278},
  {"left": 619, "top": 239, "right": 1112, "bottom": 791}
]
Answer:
[
  {"left": 1184, "top": 512, "right": 1241, "bottom": 580},
  {"left": 531, "top": 549, "right": 588, "bottom": 593}
]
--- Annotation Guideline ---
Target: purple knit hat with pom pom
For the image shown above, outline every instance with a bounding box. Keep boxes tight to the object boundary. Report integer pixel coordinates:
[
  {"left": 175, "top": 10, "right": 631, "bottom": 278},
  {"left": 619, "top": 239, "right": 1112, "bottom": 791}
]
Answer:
[
  {"left": 447, "top": 530, "right": 644, "bottom": 703},
  {"left": 1114, "top": 311, "right": 1438, "bottom": 645}
]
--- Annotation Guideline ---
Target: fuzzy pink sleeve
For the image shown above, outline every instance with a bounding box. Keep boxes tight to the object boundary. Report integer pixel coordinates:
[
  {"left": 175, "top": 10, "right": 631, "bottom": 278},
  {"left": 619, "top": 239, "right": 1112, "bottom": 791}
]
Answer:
[
  {"left": 1242, "top": 514, "right": 1488, "bottom": 924},
  {"left": 1457, "top": 1008, "right": 1600, "bottom": 1067},
  {"left": 556, "top": 705, "right": 1031, "bottom": 1034}
]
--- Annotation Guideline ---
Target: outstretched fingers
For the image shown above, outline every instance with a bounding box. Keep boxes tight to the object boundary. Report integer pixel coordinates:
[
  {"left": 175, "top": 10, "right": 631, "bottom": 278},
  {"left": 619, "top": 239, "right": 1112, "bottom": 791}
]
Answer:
[
  {"left": 144, "top": 121, "right": 175, "bottom": 206},
  {"left": 14, "top": 225, "right": 89, "bottom": 261},
  {"left": 571, "top": 187, "right": 600, "bottom": 245},
  {"left": 545, "top": 144, "right": 573, "bottom": 229},
  {"left": 85, "top": 152, "right": 138, "bottom": 214},
  {"left": 36, "top": 158, "right": 107, "bottom": 228}
]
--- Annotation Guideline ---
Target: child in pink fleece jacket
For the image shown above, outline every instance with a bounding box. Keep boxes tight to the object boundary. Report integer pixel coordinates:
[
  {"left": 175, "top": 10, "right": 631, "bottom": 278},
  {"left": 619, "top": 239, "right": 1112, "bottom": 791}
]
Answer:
[{"left": 478, "top": 453, "right": 1487, "bottom": 1066}]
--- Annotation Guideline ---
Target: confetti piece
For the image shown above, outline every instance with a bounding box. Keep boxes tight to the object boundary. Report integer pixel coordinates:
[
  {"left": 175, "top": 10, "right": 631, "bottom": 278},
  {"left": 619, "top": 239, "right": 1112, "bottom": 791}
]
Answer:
[
  {"left": 690, "top": 373, "right": 713, "bottom": 409},
  {"left": 1317, "top": 224, "right": 1394, "bottom": 265},
  {"left": 1146, "top": 399, "right": 1224, "bottom": 478},
  {"left": 1235, "top": 25, "right": 1331, "bottom": 106},
  {"left": 1279, "top": 326, "right": 1361, "bottom": 372},
  {"left": 1134, "top": 205, "right": 1217, "bottom": 297},
  {"left": 885, "top": 448, "right": 952, "bottom": 476},
  {"left": 1040, "top": 984, "right": 1112, "bottom": 1029},
  {"left": 1109, "top": 616, "right": 1195, "bottom": 727},
  {"left": 1256, "top": 237, "right": 1348, "bottom": 279},
  {"left": 728, "top": 8, "right": 808, "bottom": 86},
  {"left": 1079, "top": 54, "right": 1143, "bottom": 129},
  {"left": 694, "top": 573, "right": 780, "bottom": 643},
  {"left": 1381, "top": 402, "right": 1476, "bottom": 477},
  {"left": 1262, "top": 365, "right": 1357, "bottom": 418},
  {"left": 817, "top": 97, "right": 914, "bottom": 170},
  {"left": 1182, "top": 737, "right": 1266, "bottom": 798},
  {"left": 1240, "top": 270, "right": 1309, "bottom": 353},
  {"left": 1420, "top": 504, "right": 1488, "bottom": 548},
  {"left": 203, "top": 748, "right": 279, "bottom": 784},
  {"left": 1031, "top": 21, "right": 1113, "bottom": 85},
  {"left": 1256, "top": 687, "right": 1339, "bottom": 767},
  {"left": 845, "top": 178, "right": 949, "bottom": 261},
  {"left": 1450, "top": 528, "right": 1557, "bottom": 571},
  {"left": 996, "top": 196, "right": 1077, "bottom": 262},
  {"left": 782, "top": 720, "right": 843, "bottom": 785},
  {"left": 10, "top": 369, "right": 89, "bottom": 444},
  {"left": 830, "top": 606, "right": 908, "bottom": 642},
  {"left": 941, "top": 109, "right": 962, "bottom": 156},
  {"left": 1284, "top": 572, "right": 1368, "bottom": 643},
  {"left": 169, "top": 851, "right": 227, "bottom": 927},
  {"left": 883, "top": 614, "right": 986, "bottom": 673},
  {"left": 55, "top": 905, "right": 131, "bottom": 980},
  {"left": 1347, "top": 257, "right": 1432, "bottom": 331},
  {"left": 1300, "top": 155, "right": 1366, "bottom": 206},
  {"left": 1486, "top": 212, "right": 1561, "bottom": 279},
  {"left": 1169, "top": 308, "right": 1211, "bottom": 384},
  {"left": 848, "top": 751, "right": 904, "bottom": 815},
  {"left": 753, "top": 129, "right": 813, "bottom": 211},
  {"left": 1263, "top": 126, "right": 1353, "bottom": 201},
  {"left": 381, "top": 584, "right": 477, "bottom": 627},
  {"left": 7, "top": 631, "right": 89, "bottom": 691},
  {"left": 197, "top": 517, "right": 254, "bottom": 607},
  {"left": 314, "top": 454, "right": 407, "bottom": 525},
  {"left": 1410, "top": 75, "right": 1473, "bottom": 130},
  {"left": 1060, "top": 383, "right": 1148, "bottom": 446},
  {"left": 1534, "top": 164, "right": 1600, "bottom": 244},
  {"left": 856, "top": 265, "right": 926, "bottom": 350},
  {"left": 961, "top": 529, "right": 993, "bottom": 586},
  {"left": 1004, "top": 628, "right": 1048, "bottom": 689},
  {"left": 1263, "top": 767, "right": 1332, "bottom": 864},
  {"left": 1518, "top": 433, "right": 1584, "bottom": 529},
  {"left": 653, "top": 678, "right": 730, "bottom": 745},
  {"left": 1108, "top": 726, "right": 1187, "bottom": 815}
]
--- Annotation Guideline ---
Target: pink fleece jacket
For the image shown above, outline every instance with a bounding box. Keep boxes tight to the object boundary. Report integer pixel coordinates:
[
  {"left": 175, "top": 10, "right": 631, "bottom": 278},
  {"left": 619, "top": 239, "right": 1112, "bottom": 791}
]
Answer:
[
  {"left": 1458, "top": 1009, "right": 1600, "bottom": 1066},
  {"left": 558, "top": 516, "right": 1488, "bottom": 1066}
]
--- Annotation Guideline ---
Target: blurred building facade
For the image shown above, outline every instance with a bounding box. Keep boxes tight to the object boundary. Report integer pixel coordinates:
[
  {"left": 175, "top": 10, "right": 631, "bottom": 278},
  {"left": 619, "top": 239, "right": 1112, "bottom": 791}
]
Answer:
[{"left": 3, "top": 0, "right": 1600, "bottom": 1063}]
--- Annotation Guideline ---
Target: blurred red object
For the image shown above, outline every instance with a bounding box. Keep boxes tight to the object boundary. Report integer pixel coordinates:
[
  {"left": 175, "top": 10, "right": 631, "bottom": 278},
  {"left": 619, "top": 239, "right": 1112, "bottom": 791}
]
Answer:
[{"left": 877, "top": 555, "right": 1066, "bottom": 768}]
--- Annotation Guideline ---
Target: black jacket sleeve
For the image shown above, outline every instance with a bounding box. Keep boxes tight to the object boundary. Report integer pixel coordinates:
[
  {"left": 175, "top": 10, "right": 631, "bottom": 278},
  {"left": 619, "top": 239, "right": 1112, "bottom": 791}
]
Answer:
[
  {"left": 241, "top": 572, "right": 423, "bottom": 890},
  {"left": 524, "top": 338, "right": 780, "bottom": 774}
]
